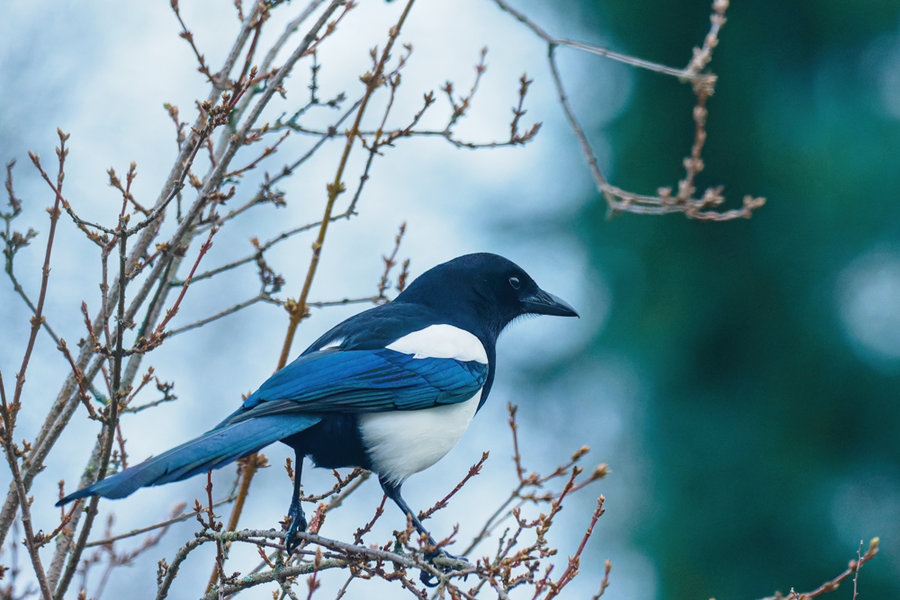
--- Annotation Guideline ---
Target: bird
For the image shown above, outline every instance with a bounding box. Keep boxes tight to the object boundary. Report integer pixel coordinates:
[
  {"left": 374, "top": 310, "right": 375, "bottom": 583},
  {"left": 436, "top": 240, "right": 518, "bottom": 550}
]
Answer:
[{"left": 57, "top": 252, "right": 578, "bottom": 576}]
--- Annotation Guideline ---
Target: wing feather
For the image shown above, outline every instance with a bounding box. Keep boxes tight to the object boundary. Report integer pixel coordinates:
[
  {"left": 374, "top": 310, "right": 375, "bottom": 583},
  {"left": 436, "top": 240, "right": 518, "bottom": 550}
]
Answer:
[{"left": 224, "top": 348, "right": 487, "bottom": 424}]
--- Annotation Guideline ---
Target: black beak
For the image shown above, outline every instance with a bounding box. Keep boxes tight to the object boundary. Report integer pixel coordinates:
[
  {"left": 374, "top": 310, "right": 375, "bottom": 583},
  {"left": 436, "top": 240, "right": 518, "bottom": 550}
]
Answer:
[{"left": 522, "top": 288, "right": 579, "bottom": 318}]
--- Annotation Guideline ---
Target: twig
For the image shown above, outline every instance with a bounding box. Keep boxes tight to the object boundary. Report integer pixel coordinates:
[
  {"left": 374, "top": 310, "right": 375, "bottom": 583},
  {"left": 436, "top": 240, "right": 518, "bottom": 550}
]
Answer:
[
  {"left": 171, "top": 0, "right": 219, "bottom": 85},
  {"left": 183, "top": 217, "right": 335, "bottom": 285},
  {"left": 56, "top": 339, "right": 100, "bottom": 421},
  {"left": 491, "top": 0, "right": 703, "bottom": 81},
  {"left": 419, "top": 452, "right": 489, "bottom": 521},
  {"left": 591, "top": 559, "right": 612, "bottom": 599},
  {"left": 54, "top": 215, "right": 130, "bottom": 599},
  {"left": 352, "top": 495, "right": 387, "bottom": 545},
  {"left": 0, "top": 132, "right": 70, "bottom": 600},
  {"left": 495, "top": 0, "right": 764, "bottom": 220},
  {"left": 375, "top": 222, "right": 407, "bottom": 302},
  {"left": 0, "top": 374, "right": 53, "bottom": 600},
  {"left": 136, "top": 225, "right": 219, "bottom": 351},
  {"left": 165, "top": 293, "right": 280, "bottom": 337},
  {"left": 83, "top": 499, "right": 245, "bottom": 548},
  {"left": 223, "top": 130, "right": 291, "bottom": 179},
  {"left": 758, "top": 538, "right": 880, "bottom": 600},
  {"left": 544, "top": 496, "right": 606, "bottom": 598}
]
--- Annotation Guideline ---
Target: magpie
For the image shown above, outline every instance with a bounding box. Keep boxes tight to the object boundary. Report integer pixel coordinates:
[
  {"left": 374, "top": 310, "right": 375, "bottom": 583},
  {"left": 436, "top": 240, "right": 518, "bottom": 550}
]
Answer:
[{"left": 58, "top": 253, "right": 577, "bottom": 569}]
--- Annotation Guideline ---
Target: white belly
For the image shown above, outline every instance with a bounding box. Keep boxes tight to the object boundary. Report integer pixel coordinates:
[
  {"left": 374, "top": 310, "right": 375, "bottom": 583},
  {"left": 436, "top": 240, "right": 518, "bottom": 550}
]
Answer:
[{"left": 359, "top": 391, "right": 481, "bottom": 484}]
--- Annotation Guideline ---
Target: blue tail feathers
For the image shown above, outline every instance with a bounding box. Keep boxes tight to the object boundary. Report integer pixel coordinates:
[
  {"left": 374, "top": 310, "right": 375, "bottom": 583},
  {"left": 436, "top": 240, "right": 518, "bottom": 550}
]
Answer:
[{"left": 56, "top": 414, "right": 320, "bottom": 507}]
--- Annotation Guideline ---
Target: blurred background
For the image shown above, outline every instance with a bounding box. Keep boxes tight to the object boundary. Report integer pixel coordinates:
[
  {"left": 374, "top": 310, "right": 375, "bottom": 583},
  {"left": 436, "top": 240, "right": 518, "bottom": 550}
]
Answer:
[
  {"left": 557, "top": 1, "right": 900, "bottom": 598},
  {"left": 2, "top": 1, "right": 899, "bottom": 598}
]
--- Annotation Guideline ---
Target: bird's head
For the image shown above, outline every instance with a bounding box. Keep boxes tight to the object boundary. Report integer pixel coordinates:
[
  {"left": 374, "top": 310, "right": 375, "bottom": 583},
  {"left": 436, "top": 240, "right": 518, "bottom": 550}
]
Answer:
[{"left": 395, "top": 253, "right": 578, "bottom": 341}]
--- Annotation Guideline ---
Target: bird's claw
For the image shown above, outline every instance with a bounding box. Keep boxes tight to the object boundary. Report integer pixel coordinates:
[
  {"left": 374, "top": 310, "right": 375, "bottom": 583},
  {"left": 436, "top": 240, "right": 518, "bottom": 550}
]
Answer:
[
  {"left": 420, "top": 570, "right": 441, "bottom": 588},
  {"left": 419, "top": 549, "right": 469, "bottom": 587},
  {"left": 284, "top": 507, "right": 308, "bottom": 555}
]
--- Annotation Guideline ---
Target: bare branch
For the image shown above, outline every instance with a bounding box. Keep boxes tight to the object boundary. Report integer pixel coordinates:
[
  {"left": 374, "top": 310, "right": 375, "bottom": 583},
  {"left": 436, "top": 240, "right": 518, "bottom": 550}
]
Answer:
[
  {"left": 496, "top": 0, "right": 764, "bottom": 220},
  {"left": 758, "top": 538, "right": 880, "bottom": 600}
]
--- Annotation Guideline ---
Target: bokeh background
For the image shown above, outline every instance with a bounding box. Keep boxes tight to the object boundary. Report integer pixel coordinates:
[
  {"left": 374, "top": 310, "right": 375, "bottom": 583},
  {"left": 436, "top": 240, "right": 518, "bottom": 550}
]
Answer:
[{"left": 2, "top": 1, "right": 899, "bottom": 598}]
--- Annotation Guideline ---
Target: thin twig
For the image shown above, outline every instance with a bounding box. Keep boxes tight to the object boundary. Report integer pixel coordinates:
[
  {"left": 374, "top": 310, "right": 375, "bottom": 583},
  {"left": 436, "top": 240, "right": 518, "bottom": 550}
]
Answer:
[
  {"left": 0, "top": 373, "right": 53, "bottom": 600},
  {"left": 494, "top": 0, "right": 764, "bottom": 220},
  {"left": 0, "top": 132, "right": 71, "bottom": 600},
  {"left": 758, "top": 538, "right": 880, "bottom": 600}
]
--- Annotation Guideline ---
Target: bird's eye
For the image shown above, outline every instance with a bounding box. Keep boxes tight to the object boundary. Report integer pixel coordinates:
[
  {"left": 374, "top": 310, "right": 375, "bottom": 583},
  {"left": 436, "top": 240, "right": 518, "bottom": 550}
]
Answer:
[{"left": 508, "top": 276, "right": 521, "bottom": 290}]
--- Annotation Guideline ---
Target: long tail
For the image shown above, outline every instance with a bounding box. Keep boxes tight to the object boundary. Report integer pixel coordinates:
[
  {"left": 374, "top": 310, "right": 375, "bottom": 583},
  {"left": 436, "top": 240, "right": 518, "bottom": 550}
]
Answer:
[{"left": 56, "top": 414, "right": 319, "bottom": 506}]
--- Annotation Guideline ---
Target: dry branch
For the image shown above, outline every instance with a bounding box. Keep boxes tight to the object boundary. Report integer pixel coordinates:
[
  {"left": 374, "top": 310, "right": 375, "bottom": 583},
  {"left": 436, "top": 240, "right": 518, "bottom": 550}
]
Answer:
[{"left": 495, "top": 0, "right": 765, "bottom": 220}]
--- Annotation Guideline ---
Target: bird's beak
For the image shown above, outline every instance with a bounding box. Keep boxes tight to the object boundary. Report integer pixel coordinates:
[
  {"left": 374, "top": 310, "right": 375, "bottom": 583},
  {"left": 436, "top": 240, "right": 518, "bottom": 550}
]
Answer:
[{"left": 522, "top": 288, "right": 579, "bottom": 318}]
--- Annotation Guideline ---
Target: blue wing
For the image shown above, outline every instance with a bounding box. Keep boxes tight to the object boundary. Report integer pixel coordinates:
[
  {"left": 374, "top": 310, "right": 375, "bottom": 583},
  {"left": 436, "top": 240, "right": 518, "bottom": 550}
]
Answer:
[
  {"left": 57, "top": 303, "right": 491, "bottom": 505},
  {"left": 222, "top": 348, "right": 488, "bottom": 425}
]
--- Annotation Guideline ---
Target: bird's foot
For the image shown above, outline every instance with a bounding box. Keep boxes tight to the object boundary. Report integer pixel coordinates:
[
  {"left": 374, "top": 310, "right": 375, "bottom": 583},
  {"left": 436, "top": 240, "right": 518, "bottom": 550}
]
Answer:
[
  {"left": 284, "top": 505, "right": 308, "bottom": 555},
  {"left": 420, "top": 548, "right": 469, "bottom": 587}
]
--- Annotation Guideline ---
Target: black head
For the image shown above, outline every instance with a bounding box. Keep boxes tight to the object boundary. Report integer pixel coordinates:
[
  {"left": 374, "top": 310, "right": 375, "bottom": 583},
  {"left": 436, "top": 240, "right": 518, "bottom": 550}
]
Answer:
[{"left": 394, "top": 253, "right": 578, "bottom": 341}]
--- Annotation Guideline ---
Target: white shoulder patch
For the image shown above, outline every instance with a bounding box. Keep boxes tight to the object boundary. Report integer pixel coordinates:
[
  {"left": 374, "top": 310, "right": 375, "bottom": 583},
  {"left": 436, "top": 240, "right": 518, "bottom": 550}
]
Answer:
[
  {"left": 386, "top": 324, "right": 488, "bottom": 364},
  {"left": 320, "top": 337, "right": 344, "bottom": 350}
]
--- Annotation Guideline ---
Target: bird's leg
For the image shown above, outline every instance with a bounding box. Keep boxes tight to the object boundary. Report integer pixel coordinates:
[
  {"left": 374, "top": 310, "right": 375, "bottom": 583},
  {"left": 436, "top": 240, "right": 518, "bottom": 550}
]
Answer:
[
  {"left": 285, "top": 451, "right": 307, "bottom": 554},
  {"left": 379, "top": 476, "right": 466, "bottom": 587},
  {"left": 379, "top": 476, "right": 437, "bottom": 547}
]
